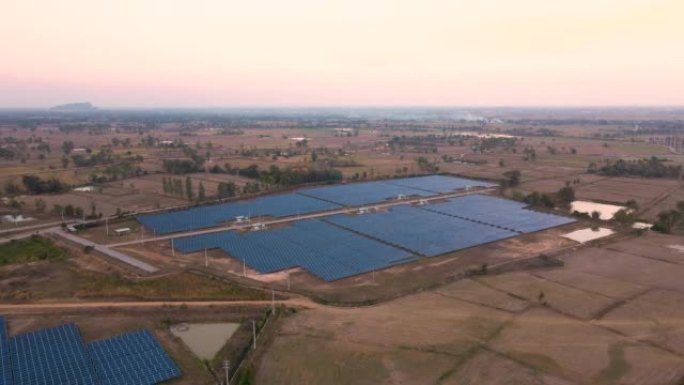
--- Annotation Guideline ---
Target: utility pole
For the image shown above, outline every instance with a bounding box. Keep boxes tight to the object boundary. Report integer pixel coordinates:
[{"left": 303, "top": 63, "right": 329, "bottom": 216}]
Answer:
[
  {"left": 252, "top": 320, "right": 257, "bottom": 350},
  {"left": 105, "top": 217, "right": 109, "bottom": 236},
  {"left": 204, "top": 248, "right": 208, "bottom": 268},
  {"left": 271, "top": 289, "right": 275, "bottom": 314},
  {"left": 243, "top": 258, "right": 246, "bottom": 276},
  {"left": 171, "top": 239, "right": 175, "bottom": 257},
  {"left": 223, "top": 359, "right": 230, "bottom": 385}
]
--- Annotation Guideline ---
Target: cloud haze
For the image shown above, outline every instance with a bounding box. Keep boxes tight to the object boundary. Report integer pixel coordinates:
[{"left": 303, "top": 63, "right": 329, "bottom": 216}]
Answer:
[{"left": 1, "top": 0, "right": 682, "bottom": 107}]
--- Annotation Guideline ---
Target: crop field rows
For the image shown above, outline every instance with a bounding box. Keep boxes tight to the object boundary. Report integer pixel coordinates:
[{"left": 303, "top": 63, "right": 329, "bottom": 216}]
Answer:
[
  {"left": 256, "top": 232, "right": 684, "bottom": 385},
  {"left": 174, "top": 194, "right": 574, "bottom": 281}
]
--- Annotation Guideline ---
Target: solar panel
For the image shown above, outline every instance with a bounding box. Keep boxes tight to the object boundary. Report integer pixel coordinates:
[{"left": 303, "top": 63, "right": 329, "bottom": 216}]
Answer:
[
  {"left": 385, "top": 175, "right": 497, "bottom": 194},
  {"left": 423, "top": 195, "right": 576, "bottom": 233},
  {"left": 174, "top": 219, "right": 416, "bottom": 281},
  {"left": 138, "top": 193, "right": 341, "bottom": 234},
  {"left": 138, "top": 175, "right": 496, "bottom": 234},
  {"left": 9, "top": 324, "right": 98, "bottom": 385},
  {"left": 325, "top": 205, "right": 519, "bottom": 257},
  {"left": 88, "top": 330, "right": 180, "bottom": 385},
  {"left": 0, "top": 317, "right": 12, "bottom": 385},
  {"left": 297, "top": 180, "right": 434, "bottom": 206}
]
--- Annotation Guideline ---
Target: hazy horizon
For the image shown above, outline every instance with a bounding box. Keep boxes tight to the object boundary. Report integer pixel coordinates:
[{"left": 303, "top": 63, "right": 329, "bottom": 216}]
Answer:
[{"left": 2, "top": 0, "right": 683, "bottom": 108}]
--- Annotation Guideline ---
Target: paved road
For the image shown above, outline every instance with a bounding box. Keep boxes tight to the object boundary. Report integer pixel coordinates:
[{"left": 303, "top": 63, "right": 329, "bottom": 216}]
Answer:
[
  {"left": 0, "top": 219, "right": 75, "bottom": 236},
  {"left": 50, "top": 228, "right": 159, "bottom": 273},
  {"left": 110, "top": 187, "right": 497, "bottom": 248}
]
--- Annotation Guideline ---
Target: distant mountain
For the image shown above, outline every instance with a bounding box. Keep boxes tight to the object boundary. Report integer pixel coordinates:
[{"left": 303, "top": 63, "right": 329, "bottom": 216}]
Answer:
[{"left": 50, "top": 102, "right": 97, "bottom": 112}]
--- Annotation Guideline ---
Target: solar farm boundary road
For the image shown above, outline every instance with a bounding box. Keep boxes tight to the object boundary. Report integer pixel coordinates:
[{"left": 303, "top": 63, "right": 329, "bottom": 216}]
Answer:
[
  {"left": 45, "top": 228, "right": 160, "bottom": 273},
  {"left": 0, "top": 243, "right": 572, "bottom": 314},
  {"left": 0, "top": 219, "right": 79, "bottom": 236},
  {"left": 0, "top": 298, "right": 323, "bottom": 314},
  {"left": 110, "top": 187, "right": 498, "bottom": 248}
]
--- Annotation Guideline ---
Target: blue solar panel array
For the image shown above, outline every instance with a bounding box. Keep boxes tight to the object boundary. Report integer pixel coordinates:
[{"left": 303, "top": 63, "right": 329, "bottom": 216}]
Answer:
[
  {"left": 325, "top": 205, "right": 519, "bottom": 257},
  {"left": 0, "top": 317, "right": 11, "bottom": 385},
  {"left": 138, "top": 193, "right": 341, "bottom": 234},
  {"left": 423, "top": 195, "right": 576, "bottom": 233},
  {"left": 175, "top": 219, "right": 416, "bottom": 281},
  {"left": 298, "top": 180, "right": 434, "bottom": 206},
  {"left": 173, "top": 194, "right": 574, "bottom": 280},
  {"left": 88, "top": 330, "right": 180, "bottom": 385},
  {"left": 0, "top": 318, "right": 181, "bottom": 385},
  {"left": 384, "top": 175, "right": 497, "bottom": 194},
  {"left": 9, "top": 324, "right": 98, "bottom": 385},
  {"left": 138, "top": 175, "right": 495, "bottom": 234}
]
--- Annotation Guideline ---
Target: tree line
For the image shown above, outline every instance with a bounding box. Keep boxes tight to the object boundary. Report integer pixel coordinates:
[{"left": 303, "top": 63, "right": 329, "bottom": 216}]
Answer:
[{"left": 589, "top": 157, "right": 682, "bottom": 179}]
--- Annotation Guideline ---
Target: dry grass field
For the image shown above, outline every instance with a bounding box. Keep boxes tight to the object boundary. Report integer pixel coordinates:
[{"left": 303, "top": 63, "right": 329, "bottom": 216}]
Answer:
[{"left": 255, "top": 231, "right": 684, "bottom": 385}]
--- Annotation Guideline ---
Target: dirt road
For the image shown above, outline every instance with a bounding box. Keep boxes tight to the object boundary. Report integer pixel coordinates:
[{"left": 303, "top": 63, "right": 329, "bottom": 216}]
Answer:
[{"left": 0, "top": 297, "right": 321, "bottom": 314}]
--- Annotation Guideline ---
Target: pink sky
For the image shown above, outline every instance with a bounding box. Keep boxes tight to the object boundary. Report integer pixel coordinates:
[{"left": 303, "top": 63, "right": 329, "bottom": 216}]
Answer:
[{"left": 1, "top": 0, "right": 683, "bottom": 107}]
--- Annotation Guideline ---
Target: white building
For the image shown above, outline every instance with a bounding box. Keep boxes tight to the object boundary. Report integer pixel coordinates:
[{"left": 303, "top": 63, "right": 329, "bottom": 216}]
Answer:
[
  {"left": 1, "top": 214, "right": 34, "bottom": 224},
  {"left": 114, "top": 227, "right": 131, "bottom": 236}
]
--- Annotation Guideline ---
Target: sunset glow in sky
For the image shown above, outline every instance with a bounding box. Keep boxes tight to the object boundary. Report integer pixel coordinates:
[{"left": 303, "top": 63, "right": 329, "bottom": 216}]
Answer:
[{"left": 1, "top": 0, "right": 683, "bottom": 107}]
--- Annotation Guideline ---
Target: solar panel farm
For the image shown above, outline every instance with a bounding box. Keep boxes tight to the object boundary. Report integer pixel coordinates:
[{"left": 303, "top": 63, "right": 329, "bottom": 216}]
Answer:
[
  {"left": 1, "top": 316, "right": 180, "bottom": 385},
  {"left": 4, "top": 108, "right": 684, "bottom": 385},
  {"left": 135, "top": 176, "right": 574, "bottom": 282}
]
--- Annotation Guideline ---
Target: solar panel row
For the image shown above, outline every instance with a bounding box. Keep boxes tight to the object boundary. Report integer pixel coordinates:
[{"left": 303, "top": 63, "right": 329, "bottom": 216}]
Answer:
[
  {"left": 138, "top": 193, "right": 341, "bottom": 235},
  {"left": 89, "top": 330, "right": 180, "bottom": 385},
  {"left": 422, "top": 195, "right": 576, "bottom": 233},
  {"left": 175, "top": 219, "right": 416, "bottom": 281},
  {"left": 325, "top": 205, "right": 519, "bottom": 257},
  {"left": 0, "top": 317, "right": 12, "bottom": 385},
  {"left": 138, "top": 175, "right": 495, "bottom": 235},
  {"left": 297, "top": 180, "right": 434, "bottom": 206},
  {"left": 384, "top": 175, "right": 497, "bottom": 194},
  {"left": 1, "top": 319, "right": 181, "bottom": 385},
  {"left": 9, "top": 324, "right": 97, "bottom": 385}
]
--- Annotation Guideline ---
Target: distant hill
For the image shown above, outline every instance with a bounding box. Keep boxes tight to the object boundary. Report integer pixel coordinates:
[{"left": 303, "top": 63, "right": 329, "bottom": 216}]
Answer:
[{"left": 50, "top": 102, "right": 97, "bottom": 112}]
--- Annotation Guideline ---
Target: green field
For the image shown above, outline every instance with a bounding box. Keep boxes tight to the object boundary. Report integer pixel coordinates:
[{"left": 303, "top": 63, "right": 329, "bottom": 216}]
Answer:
[{"left": 0, "top": 236, "right": 64, "bottom": 266}]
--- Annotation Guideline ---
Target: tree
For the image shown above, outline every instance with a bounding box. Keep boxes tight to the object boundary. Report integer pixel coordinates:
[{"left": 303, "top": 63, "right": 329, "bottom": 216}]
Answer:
[
  {"left": 524, "top": 191, "right": 554, "bottom": 209},
  {"left": 61, "top": 156, "right": 70, "bottom": 169},
  {"left": 613, "top": 209, "right": 636, "bottom": 226},
  {"left": 185, "top": 177, "right": 193, "bottom": 199},
  {"left": 217, "top": 182, "right": 237, "bottom": 198},
  {"left": 61, "top": 141, "right": 75, "bottom": 155},
  {"left": 557, "top": 186, "right": 575, "bottom": 205},
  {"left": 502, "top": 170, "right": 521, "bottom": 187},
  {"left": 34, "top": 198, "right": 46, "bottom": 213},
  {"left": 590, "top": 211, "right": 601, "bottom": 221},
  {"left": 174, "top": 179, "right": 183, "bottom": 196},
  {"left": 677, "top": 200, "right": 684, "bottom": 213},
  {"left": 198, "top": 181, "right": 206, "bottom": 201},
  {"left": 311, "top": 151, "right": 318, "bottom": 162},
  {"left": 5, "top": 181, "right": 21, "bottom": 196},
  {"left": 654, "top": 210, "right": 683, "bottom": 233},
  {"left": 625, "top": 199, "right": 639, "bottom": 210}
]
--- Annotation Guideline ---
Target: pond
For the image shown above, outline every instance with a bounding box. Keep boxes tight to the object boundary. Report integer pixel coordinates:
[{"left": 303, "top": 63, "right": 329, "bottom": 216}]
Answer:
[{"left": 171, "top": 322, "right": 240, "bottom": 360}]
